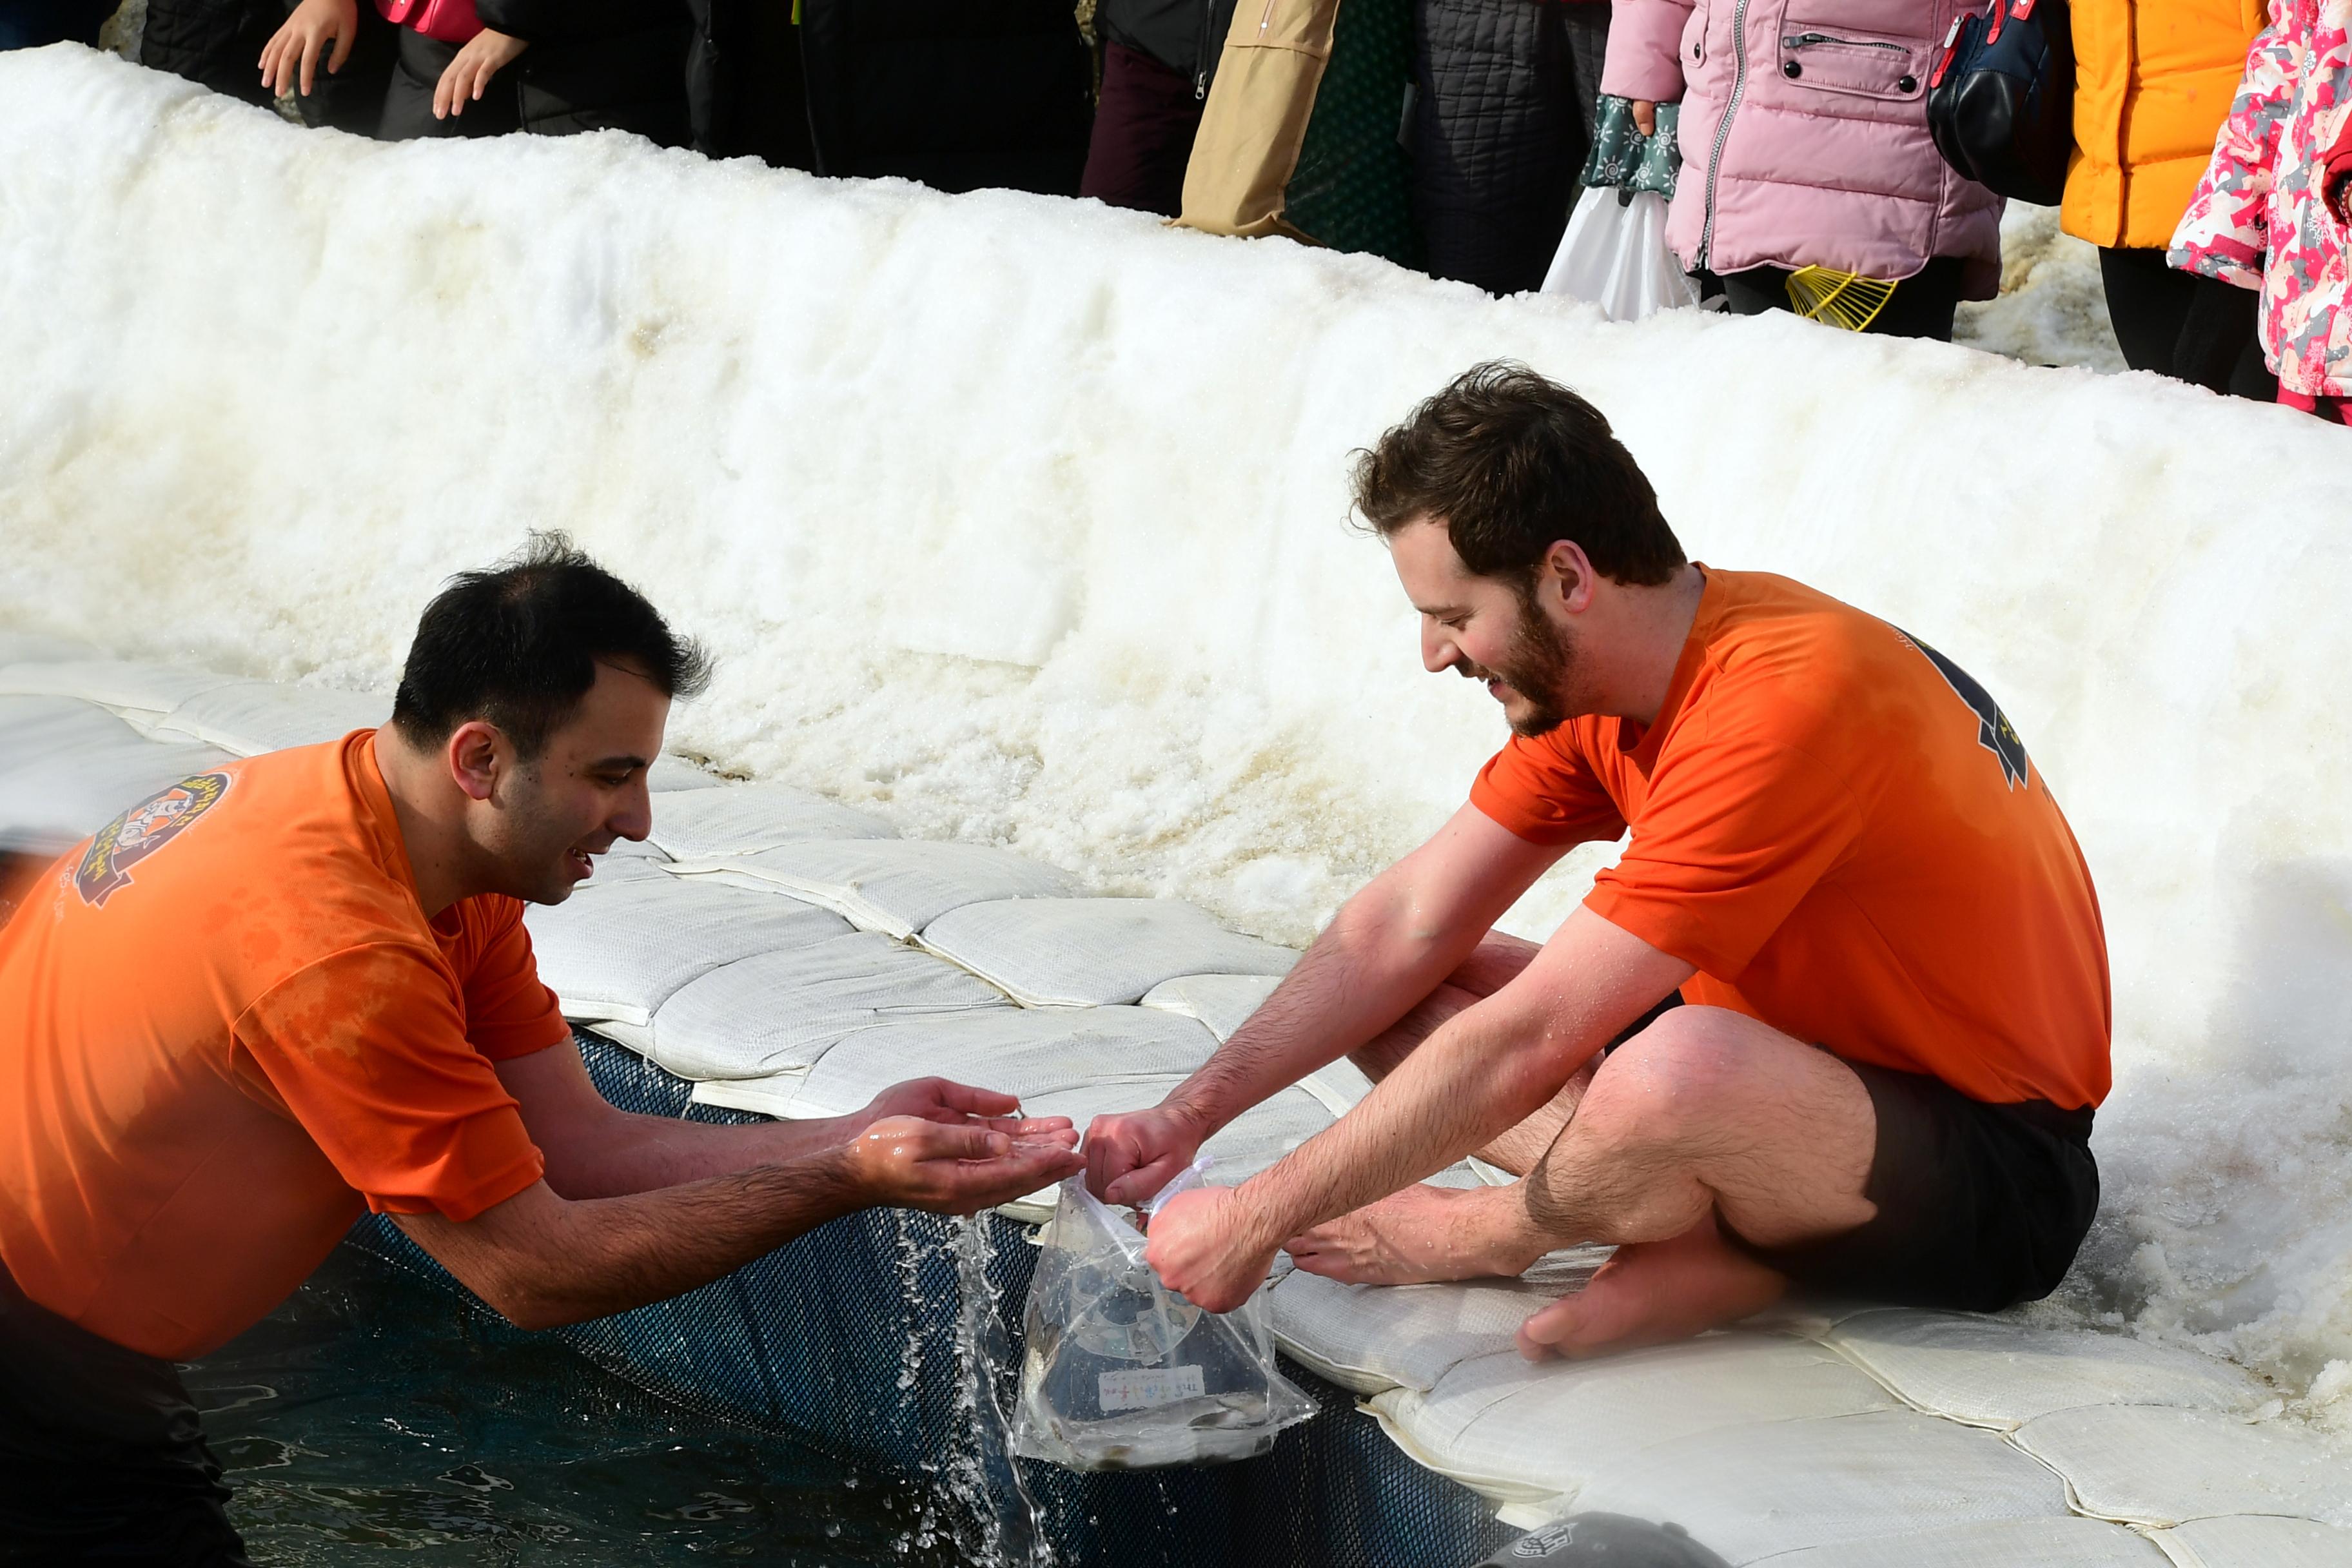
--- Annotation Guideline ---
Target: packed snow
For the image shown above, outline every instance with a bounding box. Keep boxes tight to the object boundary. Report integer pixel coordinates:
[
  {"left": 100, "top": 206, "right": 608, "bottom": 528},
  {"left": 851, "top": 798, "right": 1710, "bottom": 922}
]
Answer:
[{"left": 3, "top": 46, "right": 2348, "bottom": 1438}]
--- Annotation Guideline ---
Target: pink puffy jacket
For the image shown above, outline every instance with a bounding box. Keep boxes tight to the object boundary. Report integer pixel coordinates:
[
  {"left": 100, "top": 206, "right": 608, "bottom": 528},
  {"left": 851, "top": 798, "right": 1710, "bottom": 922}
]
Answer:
[{"left": 1601, "top": 0, "right": 2004, "bottom": 294}]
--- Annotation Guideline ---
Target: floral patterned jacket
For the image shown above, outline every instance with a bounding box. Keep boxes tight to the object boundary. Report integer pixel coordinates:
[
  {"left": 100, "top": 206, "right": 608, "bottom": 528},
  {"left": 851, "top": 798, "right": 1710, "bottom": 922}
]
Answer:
[{"left": 2170, "top": 0, "right": 2352, "bottom": 397}]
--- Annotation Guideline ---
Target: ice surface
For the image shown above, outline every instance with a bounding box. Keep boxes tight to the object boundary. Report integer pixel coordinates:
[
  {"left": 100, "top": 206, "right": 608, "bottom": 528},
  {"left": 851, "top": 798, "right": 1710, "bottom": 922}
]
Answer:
[{"left": 4, "top": 48, "right": 2351, "bottom": 1431}]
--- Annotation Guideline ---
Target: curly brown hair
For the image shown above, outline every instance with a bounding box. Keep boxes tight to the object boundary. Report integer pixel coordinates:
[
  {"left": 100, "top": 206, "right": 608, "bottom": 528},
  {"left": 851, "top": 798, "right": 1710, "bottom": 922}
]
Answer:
[{"left": 1351, "top": 362, "right": 1685, "bottom": 587}]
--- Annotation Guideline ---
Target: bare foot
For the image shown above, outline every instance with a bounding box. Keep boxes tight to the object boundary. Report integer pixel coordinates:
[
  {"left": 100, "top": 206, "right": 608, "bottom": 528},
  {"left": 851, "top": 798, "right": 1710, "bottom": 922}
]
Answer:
[
  {"left": 1285, "top": 1184, "right": 1548, "bottom": 1286},
  {"left": 1515, "top": 1215, "right": 1785, "bottom": 1360}
]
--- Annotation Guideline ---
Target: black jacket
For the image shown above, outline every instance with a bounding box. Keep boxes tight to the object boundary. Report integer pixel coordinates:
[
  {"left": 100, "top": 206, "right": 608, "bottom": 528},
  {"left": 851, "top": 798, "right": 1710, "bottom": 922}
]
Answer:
[{"left": 1094, "top": 0, "right": 1235, "bottom": 92}]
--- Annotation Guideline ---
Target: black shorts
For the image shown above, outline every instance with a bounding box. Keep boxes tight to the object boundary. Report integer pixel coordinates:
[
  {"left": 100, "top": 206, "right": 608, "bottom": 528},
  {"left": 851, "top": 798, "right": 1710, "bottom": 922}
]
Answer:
[
  {"left": 1723, "top": 1059, "right": 2100, "bottom": 1313},
  {"left": 0, "top": 1261, "right": 253, "bottom": 1566}
]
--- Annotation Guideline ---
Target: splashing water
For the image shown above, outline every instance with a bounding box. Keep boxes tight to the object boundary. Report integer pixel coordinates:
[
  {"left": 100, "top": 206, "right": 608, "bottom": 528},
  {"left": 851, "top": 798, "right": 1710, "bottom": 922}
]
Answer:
[{"left": 946, "top": 1215, "right": 1054, "bottom": 1568}]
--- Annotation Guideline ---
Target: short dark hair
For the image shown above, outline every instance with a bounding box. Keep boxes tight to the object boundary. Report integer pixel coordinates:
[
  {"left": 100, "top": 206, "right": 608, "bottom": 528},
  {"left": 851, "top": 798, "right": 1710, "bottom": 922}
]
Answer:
[
  {"left": 1351, "top": 362, "right": 1685, "bottom": 587},
  {"left": 390, "top": 533, "right": 712, "bottom": 760}
]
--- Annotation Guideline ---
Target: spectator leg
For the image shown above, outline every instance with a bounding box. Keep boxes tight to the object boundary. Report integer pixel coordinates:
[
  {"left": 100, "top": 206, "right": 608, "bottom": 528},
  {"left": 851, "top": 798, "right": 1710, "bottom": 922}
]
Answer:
[
  {"left": 1411, "top": 0, "right": 1587, "bottom": 295},
  {"left": 2099, "top": 245, "right": 2274, "bottom": 399},
  {"left": 1716, "top": 257, "right": 1964, "bottom": 340},
  {"left": 1556, "top": 0, "right": 1609, "bottom": 145},
  {"left": 1079, "top": 39, "right": 1204, "bottom": 217}
]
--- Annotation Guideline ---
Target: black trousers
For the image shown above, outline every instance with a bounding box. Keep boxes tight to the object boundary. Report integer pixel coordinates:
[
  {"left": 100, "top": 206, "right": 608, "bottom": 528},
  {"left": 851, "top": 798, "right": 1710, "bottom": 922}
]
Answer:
[
  {"left": 377, "top": 25, "right": 522, "bottom": 140},
  {"left": 0, "top": 1264, "right": 251, "bottom": 1566},
  {"left": 2097, "top": 244, "right": 2274, "bottom": 400},
  {"left": 1715, "top": 255, "right": 1969, "bottom": 342},
  {"left": 1411, "top": 0, "right": 1609, "bottom": 295},
  {"left": 1080, "top": 39, "right": 1206, "bottom": 217}
]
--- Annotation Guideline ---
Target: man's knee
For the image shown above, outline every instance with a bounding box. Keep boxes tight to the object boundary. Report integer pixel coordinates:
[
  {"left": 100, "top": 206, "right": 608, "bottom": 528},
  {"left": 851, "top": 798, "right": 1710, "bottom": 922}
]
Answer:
[{"left": 1573, "top": 1006, "right": 1760, "bottom": 1150}]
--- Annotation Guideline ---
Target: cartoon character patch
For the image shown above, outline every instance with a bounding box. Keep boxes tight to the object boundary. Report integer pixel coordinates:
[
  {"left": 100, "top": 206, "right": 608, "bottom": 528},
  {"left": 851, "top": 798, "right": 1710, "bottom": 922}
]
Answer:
[
  {"left": 75, "top": 771, "right": 235, "bottom": 907},
  {"left": 1897, "top": 630, "right": 2031, "bottom": 790}
]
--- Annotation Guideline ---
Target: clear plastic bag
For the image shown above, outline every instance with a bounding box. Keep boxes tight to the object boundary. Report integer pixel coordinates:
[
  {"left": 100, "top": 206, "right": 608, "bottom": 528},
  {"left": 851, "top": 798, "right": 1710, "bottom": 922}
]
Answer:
[
  {"left": 1010, "top": 1162, "right": 1315, "bottom": 1471},
  {"left": 1540, "top": 186, "right": 1701, "bottom": 323}
]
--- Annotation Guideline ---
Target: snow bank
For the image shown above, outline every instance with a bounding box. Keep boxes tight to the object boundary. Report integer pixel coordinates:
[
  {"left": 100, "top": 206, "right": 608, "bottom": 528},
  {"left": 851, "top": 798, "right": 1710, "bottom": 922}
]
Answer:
[{"left": 4, "top": 47, "right": 2349, "bottom": 1425}]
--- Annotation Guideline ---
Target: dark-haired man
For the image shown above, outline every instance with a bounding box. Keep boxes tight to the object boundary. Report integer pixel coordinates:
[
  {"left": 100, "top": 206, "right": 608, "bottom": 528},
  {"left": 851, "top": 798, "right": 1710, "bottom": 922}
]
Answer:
[
  {"left": 0, "top": 537, "right": 1081, "bottom": 1562},
  {"left": 1096, "top": 364, "right": 2110, "bottom": 1357}
]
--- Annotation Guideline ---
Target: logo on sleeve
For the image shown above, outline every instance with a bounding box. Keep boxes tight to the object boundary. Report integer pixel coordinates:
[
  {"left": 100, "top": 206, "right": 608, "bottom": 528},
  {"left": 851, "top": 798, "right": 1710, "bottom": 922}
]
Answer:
[
  {"left": 1897, "top": 631, "right": 2030, "bottom": 790},
  {"left": 75, "top": 772, "right": 235, "bottom": 907}
]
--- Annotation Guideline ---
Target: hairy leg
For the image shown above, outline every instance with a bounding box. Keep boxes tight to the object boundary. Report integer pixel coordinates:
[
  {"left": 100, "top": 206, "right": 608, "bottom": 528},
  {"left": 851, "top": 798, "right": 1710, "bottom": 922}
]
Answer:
[
  {"left": 1348, "top": 930, "right": 1593, "bottom": 1175},
  {"left": 1286, "top": 1181, "right": 1551, "bottom": 1286},
  {"left": 1503, "top": 1006, "right": 1876, "bottom": 1353}
]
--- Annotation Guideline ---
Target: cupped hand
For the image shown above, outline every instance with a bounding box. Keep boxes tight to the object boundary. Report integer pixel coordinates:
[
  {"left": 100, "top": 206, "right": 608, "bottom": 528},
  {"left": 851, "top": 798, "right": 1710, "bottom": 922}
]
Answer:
[
  {"left": 843, "top": 1114, "right": 1081, "bottom": 1216},
  {"left": 1141, "top": 1184, "right": 1278, "bottom": 1313},
  {"left": 1084, "top": 1102, "right": 1208, "bottom": 1206},
  {"left": 258, "top": 0, "right": 358, "bottom": 98},
  {"left": 859, "top": 1076, "right": 1072, "bottom": 1141},
  {"left": 434, "top": 27, "right": 529, "bottom": 120}
]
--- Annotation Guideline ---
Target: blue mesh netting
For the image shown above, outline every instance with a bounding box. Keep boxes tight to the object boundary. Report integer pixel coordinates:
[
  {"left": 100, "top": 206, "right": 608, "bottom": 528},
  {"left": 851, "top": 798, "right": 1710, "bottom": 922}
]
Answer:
[{"left": 343, "top": 1031, "right": 1511, "bottom": 1568}]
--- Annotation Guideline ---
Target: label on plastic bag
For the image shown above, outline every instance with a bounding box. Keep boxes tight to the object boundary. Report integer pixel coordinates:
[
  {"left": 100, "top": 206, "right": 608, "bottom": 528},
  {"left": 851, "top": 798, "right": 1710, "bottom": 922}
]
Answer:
[{"left": 1097, "top": 1365, "right": 1206, "bottom": 1412}]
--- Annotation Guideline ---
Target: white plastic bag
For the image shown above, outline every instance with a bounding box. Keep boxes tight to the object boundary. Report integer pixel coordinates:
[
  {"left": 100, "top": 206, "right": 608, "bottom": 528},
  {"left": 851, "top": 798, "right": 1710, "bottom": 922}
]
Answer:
[
  {"left": 1540, "top": 186, "right": 1700, "bottom": 322},
  {"left": 1010, "top": 1162, "right": 1315, "bottom": 1470}
]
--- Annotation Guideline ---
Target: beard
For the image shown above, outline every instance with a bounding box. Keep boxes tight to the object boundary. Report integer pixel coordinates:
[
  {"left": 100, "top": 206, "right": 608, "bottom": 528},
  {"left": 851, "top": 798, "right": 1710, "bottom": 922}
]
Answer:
[{"left": 1487, "top": 590, "right": 1576, "bottom": 738}]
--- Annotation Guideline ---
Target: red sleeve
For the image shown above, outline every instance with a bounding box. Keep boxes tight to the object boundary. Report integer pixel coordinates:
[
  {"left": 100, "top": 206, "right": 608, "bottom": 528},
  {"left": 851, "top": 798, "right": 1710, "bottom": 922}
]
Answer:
[
  {"left": 2326, "top": 115, "right": 2352, "bottom": 224},
  {"left": 459, "top": 898, "right": 572, "bottom": 1063},
  {"left": 1583, "top": 734, "right": 1863, "bottom": 979},
  {"left": 1468, "top": 732, "right": 1629, "bottom": 847},
  {"left": 234, "top": 943, "right": 546, "bottom": 1220}
]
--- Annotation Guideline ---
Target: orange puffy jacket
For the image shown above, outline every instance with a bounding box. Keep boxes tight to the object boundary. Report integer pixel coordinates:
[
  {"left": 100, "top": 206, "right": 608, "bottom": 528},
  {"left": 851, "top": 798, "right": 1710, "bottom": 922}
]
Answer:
[{"left": 2064, "top": 0, "right": 2268, "bottom": 248}]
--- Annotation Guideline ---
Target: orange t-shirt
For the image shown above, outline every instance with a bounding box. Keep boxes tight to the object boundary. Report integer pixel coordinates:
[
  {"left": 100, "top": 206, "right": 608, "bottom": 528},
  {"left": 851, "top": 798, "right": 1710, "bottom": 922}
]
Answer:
[
  {"left": 1470, "top": 569, "right": 2111, "bottom": 1110},
  {"left": 0, "top": 731, "right": 569, "bottom": 1359}
]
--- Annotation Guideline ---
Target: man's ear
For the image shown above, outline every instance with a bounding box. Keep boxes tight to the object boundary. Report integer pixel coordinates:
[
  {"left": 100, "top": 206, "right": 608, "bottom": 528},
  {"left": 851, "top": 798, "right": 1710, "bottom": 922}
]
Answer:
[
  {"left": 446, "top": 720, "right": 505, "bottom": 803},
  {"left": 1542, "top": 539, "right": 1600, "bottom": 614}
]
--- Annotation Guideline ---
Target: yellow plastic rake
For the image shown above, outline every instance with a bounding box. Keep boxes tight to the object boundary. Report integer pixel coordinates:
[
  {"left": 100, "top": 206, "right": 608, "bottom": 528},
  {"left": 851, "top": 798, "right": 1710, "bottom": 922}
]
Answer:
[{"left": 1785, "top": 265, "right": 1899, "bottom": 332}]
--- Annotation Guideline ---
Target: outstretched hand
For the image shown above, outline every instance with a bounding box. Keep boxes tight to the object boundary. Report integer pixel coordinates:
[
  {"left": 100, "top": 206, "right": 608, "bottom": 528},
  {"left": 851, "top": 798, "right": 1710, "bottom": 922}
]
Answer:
[
  {"left": 258, "top": 0, "right": 358, "bottom": 99},
  {"left": 842, "top": 1115, "right": 1081, "bottom": 1215},
  {"left": 1141, "top": 1184, "right": 1280, "bottom": 1313},
  {"left": 859, "top": 1076, "right": 1072, "bottom": 1141}
]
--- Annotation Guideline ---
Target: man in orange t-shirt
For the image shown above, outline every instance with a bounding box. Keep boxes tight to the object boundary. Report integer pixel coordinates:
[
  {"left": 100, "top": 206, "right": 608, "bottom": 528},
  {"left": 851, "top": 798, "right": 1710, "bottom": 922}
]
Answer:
[
  {"left": 1096, "top": 364, "right": 2110, "bottom": 1357},
  {"left": 0, "top": 537, "right": 1081, "bottom": 1562}
]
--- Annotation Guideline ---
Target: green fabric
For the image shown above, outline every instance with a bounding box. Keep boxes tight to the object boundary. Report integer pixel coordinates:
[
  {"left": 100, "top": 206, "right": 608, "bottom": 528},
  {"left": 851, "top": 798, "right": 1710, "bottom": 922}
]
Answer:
[
  {"left": 1284, "top": 0, "right": 1418, "bottom": 266},
  {"left": 1581, "top": 96, "right": 1683, "bottom": 200}
]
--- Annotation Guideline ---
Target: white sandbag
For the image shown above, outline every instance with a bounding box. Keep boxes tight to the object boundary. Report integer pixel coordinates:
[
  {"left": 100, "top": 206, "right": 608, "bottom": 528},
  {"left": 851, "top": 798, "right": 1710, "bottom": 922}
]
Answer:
[
  {"left": 0, "top": 696, "right": 238, "bottom": 855},
  {"left": 647, "top": 756, "right": 720, "bottom": 791},
  {"left": 647, "top": 931, "right": 1014, "bottom": 1080},
  {"left": 1762, "top": 1516, "right": 2168, "bottom": 1567},
  {"left": 576, "top": 853, "right": 673, "bottom": 886},
  {"left": 1370, "top": 1337, "right": 1901, "bottom": 1511},
  {"left": 1566, "top": 1408, "right": 2071, "bottom": 1561},
  {"left": 1825, "top": 1309, "right": 2260, "bottom": 1429},
  {"left": 2010, "top": 1406, "right": 2351, "bottom": 1528},
  {"left": 920, "top": 897, "right": 1295, "bottom": 1008},
  {"left": 1271, "top": 1249, "right": 1608, "bottom": 1395},
  {"left": 0, "top": 659, "right": 242, "bottom": 718},
  {"left": 2158, "top": 1515, "right": 2352, "bottom": 1567},
  {"left": 0, "top": 632, "right": 99, "bottom": 665},
  {"left": 643, "top": 782, "right": 896, "bottom": 858},
  {"left": 150, "top": 681, "right": 389, "bottom": 756},
  {"left": 667, "top": 838, "right": 1076, "bottom": 940},
  {"left": 523, "top": 875, "right": 852, "bottom": 1026},
  {"left": 1140, "top": 972, "right": 1282, "bottom": 1040},
  {"left": 1540, "top": 188, "right": 1700, "bottom": 323},
  {"left": 756, "top": 1004, "right": 1220, "bottom": 1117}
]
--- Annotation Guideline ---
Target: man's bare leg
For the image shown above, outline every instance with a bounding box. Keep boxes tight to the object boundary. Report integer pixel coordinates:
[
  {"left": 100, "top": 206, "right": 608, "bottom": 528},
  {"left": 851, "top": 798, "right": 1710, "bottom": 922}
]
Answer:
[
  {"left": 1284, "top": 932, "right": 1602, "bottom": 1287},
  {"left": 1293, "top": 1006, "right": 1877, "bottom": 1329}
]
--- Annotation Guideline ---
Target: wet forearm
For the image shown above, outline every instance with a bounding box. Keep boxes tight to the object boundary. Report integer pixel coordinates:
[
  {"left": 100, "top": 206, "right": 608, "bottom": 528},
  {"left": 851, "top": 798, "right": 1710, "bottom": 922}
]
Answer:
[{"left": 539, "top": 1109, "right": 854, "bottom": 1199}]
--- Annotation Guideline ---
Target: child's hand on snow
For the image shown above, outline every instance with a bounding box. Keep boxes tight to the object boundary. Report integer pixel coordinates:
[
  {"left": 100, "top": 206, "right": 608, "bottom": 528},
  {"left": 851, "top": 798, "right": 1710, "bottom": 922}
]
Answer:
[
  {"left": 258, "top": 0, "right": 360, "bottom": 99},
  {"left": 434, "top": 28, "right": 530, "bottom": 120}
]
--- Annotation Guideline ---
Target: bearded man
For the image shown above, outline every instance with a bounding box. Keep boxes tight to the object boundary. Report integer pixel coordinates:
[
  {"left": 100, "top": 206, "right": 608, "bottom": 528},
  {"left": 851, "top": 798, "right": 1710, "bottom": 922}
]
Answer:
[{"left": 1089, "top": 362, "right": 2110, "bottom": 1355}]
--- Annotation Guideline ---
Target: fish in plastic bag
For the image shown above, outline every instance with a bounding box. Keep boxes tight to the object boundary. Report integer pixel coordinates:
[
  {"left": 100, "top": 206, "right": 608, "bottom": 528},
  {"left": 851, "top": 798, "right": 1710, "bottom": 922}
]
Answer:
[{"left": 1010, "top": 1161, "right": 1315, "bottom": 1471}]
